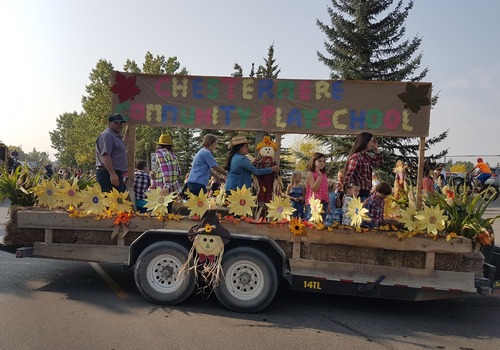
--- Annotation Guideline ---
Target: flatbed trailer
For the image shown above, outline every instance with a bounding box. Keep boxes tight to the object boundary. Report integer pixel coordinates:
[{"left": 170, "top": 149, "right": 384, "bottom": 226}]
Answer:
[{"left": 11, "top": 208, "right": 499, "bottom": 313}]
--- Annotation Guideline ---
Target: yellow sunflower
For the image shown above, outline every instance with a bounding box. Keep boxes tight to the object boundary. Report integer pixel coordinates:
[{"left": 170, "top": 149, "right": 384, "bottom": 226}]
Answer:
[
  {"left": 57, "top": 179, "right": 81, "bottom": 209},
  {"left": 79, "top": 183, "right": 108, "bottom": 215},
  {"left": 266, "top": 195, "right": 295, "bottom": 222},
  {"left": 186, "top": 190, "right": 209, "bottom": 218},
  {"left": 307, "top": 194, "right": 324, "bottom": 223},
  {"left": 143, "top": 187, "right": 177, "bottom": 217},
  {"left": 32, "top": 178, "right": 59, "bottom": 209},
  {"left": 289, "top": 216, "right": 305, "bottom": 235},
  {"left": 414, "top": 204, "right": 448, "bottom": 235},
  {"left": 226, "top": 185, "right": 257, "bottom": 217},
  {"left": 104, "top": 187, "right": 133, "bottom": 214},
  {"left": 346, "top": 196, "right": 370, "bottom": 227},
  {"left": 398, "top": 204, "right": 421, "bottom": 232}
]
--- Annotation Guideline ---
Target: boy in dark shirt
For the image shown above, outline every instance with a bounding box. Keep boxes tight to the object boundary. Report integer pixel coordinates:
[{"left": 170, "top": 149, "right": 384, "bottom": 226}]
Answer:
[{"left": 363, "top": 181, "right": 392, "bottom": 228}]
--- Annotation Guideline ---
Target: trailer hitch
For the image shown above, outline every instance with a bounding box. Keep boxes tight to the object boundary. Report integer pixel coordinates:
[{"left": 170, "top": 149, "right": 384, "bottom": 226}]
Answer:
[{"left": 358, "top": 275, "right": 385, "bottom": 292}]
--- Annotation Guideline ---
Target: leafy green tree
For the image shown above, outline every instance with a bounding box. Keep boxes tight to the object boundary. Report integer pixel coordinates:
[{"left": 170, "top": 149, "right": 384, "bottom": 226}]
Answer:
[
  {"left": 124, "top": 52, "right": 190, "bottom": 166},
  {"left": 314, "top": 0, "right": 448, "bottom": 176},
  {"left": 50, "top": 111, "right": 82, "bottom": 168},
  {"left": 49, "top": 52, "right": 189, "bottom": 170},
  {"left": 24, "top": 148, "right": 50, "bottom": 168}
]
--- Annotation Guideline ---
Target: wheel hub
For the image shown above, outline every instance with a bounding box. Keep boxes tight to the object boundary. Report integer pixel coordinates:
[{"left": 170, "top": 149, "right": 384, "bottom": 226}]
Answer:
[
  {"left": 160, "top": 265, "right": 174, "bottom": 278},
  {"left": 238, "top": 271, "right": 252, "bottom": 285}
]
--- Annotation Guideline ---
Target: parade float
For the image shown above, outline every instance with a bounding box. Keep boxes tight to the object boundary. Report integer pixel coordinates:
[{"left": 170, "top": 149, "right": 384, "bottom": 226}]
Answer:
[{"left": 2, "top": 73, "right": 499, "bottom": 313}]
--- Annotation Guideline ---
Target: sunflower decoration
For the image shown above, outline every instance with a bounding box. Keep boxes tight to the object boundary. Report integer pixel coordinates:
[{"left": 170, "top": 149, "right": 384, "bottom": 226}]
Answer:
[
  {"left": 79, "top": 183, "right": 108, "bottom": 215},
  {"left": 289, "top": 216, "right": 305, "bottom": 236},
  {"left": 266, "top": 194, "right": 295, "bottom": 222},
  {"left": 32, "top": 178, "right": 59, "bottom": 209},
  {"left": 104, "top": 187, "right": 133, "bottom": 214},
  {"left": 143, "top": 187, "right": 177, "bottom": 217},
  {"left": 398, "top": 204, "right": 421, "bottom": 232},
  {"left": 57, "top": 179, "right": 81, "bottom": 209},
  {"left": 226, "top": 185, "right": 257, "bottom": 217},
  {"left": 414, "top": 204, "right": 448, "bottom": 236},
  {"left": 308, "top": 194, "right": 324, "bottom": 223},
  {"left": 346, "top": 196, "right": 370, "bottom": 228},
  {"left": 186, "top": 189, "right": 209, "bottom": 218}
]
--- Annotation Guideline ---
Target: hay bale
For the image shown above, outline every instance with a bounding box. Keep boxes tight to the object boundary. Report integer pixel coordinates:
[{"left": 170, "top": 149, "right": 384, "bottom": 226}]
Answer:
[
  {"left": 3, "top": 206, "right": 44, "bottom": 246},
  {"left": 435, "top": 253, "right": 463, "bottom": 271}
]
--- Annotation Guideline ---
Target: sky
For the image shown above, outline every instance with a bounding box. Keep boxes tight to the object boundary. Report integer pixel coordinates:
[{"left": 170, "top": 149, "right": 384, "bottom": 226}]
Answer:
[{"left": 1, "top": 0, "right": 499, "bottom": 165}]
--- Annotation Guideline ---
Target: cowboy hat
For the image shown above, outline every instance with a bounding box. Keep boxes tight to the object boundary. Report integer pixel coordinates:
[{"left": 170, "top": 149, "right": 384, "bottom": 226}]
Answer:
[
  {"left": 229, "top": 135, "right": 252, "bottom": 148},
  {"left": 154, "top": 134, "right": 173, "bottom": 146}
]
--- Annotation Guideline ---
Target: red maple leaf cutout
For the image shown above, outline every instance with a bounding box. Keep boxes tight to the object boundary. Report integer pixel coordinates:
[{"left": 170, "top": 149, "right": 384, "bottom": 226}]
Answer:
[{"left": 111, "top": 72, "right": 141, "bottom": 103}]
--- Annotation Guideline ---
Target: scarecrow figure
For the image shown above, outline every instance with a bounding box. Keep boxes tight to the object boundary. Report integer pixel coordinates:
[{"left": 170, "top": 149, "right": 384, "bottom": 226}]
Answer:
[
  {"left": 252, "top": 136, "right": 279, "bottom": 204},
  {"left": 182, "top": 210, "right": 231, "bottom": 291}
]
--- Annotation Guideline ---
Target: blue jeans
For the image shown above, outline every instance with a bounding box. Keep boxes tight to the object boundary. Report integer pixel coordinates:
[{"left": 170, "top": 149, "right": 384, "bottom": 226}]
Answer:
[
  {"left": 187, "top": 182, "right": 207, "bottom": 196},
  {"left": 478, "top": 173, "right": 491, "bottom": 185}
]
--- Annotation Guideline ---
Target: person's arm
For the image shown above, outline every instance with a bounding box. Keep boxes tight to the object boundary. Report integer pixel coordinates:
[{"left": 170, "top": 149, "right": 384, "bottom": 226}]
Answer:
[
  {"left": 212, "top": 165, "right": 227, "bottom": 176},
  {"left": 344, "top": 154, "right": 359, "bottom": 188},
  {"left": 238, "top": 155, "right": 277, "bottom": 175},
  {"left": 308, "top": 172, "right": 323, "bottom": 192}
]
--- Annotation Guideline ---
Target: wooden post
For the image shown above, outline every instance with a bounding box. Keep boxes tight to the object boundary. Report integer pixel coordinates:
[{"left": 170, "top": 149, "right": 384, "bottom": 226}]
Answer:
[
  {"left": 44, "top": 228, "right": 53, "bottom": 243},
  {"left": 124, "top": 124, "right": 137, "bottom": 210},
  {"left": 274, "top": 133, "right": 282, "bottom": 164},
  {"left": 416, "top": 137, "right": 425, "bottom": 210}
]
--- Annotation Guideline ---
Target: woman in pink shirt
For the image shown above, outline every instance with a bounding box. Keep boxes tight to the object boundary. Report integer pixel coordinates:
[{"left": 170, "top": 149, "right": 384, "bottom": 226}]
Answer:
[{"left": 305, "top": 152, "right": 329, "bottom": 221}]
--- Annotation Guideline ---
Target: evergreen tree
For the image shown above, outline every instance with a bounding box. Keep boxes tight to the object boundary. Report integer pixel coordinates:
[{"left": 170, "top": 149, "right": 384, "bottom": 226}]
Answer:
[
  {"left": 315, "top": 0, "right": 448, "bottom": 176},
  {"left": 256, "top": 43, "right": 281, "bottom": 78}
]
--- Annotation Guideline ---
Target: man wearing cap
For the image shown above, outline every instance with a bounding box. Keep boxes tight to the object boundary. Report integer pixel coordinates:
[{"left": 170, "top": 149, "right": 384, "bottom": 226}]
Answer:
[
  {"left": 154, "top": 133, "right": 182, "bottom": 212},
  {"left": 224, "top": 135, "right": 279, "bottom": 193},
  {"left": 95, "top": 113, "right": 128, "bottom": 192}
]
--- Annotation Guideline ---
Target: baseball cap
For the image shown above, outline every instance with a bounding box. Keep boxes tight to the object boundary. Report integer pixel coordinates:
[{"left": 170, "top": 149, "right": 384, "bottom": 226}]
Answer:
[{"left": 108, "top": 113, "right": 127, "bottom": 123}]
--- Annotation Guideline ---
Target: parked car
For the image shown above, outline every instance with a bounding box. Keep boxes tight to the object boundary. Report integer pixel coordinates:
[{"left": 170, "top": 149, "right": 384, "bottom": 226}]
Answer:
[{"left": 486, "top": 167, "right": 500, "bottom": 187}]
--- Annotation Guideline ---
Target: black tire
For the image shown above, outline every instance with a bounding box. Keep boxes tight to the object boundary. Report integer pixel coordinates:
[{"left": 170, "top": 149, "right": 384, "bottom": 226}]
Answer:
[
  {"left": 134, "top": 241, "right": 195, "bottom": 305},
  {"left": 214, "top": 247, "right": 278, "bottom": 313}
]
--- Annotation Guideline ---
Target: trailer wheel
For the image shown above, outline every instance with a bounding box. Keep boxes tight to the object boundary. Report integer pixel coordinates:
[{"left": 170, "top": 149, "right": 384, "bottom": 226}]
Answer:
[
  {"left": 134, "top": 241, "right": 195, "bottom": 305},
  {"left": 214, "top": 247, "right": 278, "bottom": 313}
]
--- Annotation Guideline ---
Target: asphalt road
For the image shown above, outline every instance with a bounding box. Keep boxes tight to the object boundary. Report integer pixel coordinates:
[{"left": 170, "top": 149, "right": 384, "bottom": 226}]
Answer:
[{"left": 1, "top": 199, "right": 500, "bottom": 349}]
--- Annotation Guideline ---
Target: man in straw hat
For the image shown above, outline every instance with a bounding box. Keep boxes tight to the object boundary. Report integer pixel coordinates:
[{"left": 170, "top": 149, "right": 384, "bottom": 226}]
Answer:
[
  {"left": 154, "top": 133, "right": 182, "bottom": 212},
  {"left": 224, "top": 134, "right": 279, "bottom": 193},
  {"left": 95, "top": 113, "right": 128, "bottom": 192}
]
